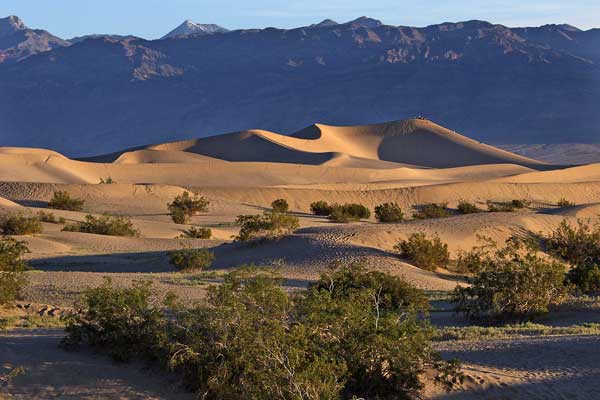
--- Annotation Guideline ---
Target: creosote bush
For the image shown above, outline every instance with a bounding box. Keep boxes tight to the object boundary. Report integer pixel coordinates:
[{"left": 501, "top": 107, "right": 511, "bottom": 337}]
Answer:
[
  {"left": 374, "top": 202, "right": 404, "bottom": 222},
  {"left": 395, "top": 232, "right": 450, "bottom": 271},
  {"left": 486, "top": 199, "right": 529, "bottom": 213},
  {"left": 179, "top": 226, "right": 212, "bottom": 239},
  {"left": 457, "top": 201, "right": 481, "bottom": 215},
  {"left": 453, "top": 236, "right": 497, "bottom": 274},
  {"left": 48, "top": 191, "right": 85, "bottom": 211},
  {"left": 63, "top": 214, "right": 140, "bottom": 237},
  {"left": 0, "top": 213, "right": 43, "bottom": 235},
  {"left": 328, "top": 203, "right": 371, "bottom": 223},
  {"left": 413, "top": 203, "right": 451, "bottom": 220},
  {"left": 235, "top": 211, "right": 299, "bottom": 242},
  {"left": 63, "top": 264, "right": 460, "bottom": 398},
  {"left": 310, "top": 200, "right": 334, "bottom": 216},
  {"left": 37, "top": 211, "right": 66, "bottom": 224},
  {"left": 0, "top": 237, "right": 30, "bottom": 305},
  {"left": 99, "top": 176, "right": 115, "bottom": 184},
  {"left": 453, "top": 237, "right": 569, "bottom": 322},
  {"left": 271, "top": 198, "right": 289, "bottom": 213},
  {"left": 557, "top": 198, "right": 575, "bottom": 207},
  {"left": 168, "top": 247, "right": 215, "bottom": 272},
  {"left": 168, "top": 191, "right": 209, "bottom": 224}
]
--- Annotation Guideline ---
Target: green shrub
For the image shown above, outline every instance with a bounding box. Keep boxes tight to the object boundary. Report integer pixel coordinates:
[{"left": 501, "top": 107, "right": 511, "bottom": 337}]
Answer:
[
  {"left": 63, "top": 214, "right": 140, "bottom": 237},
  {"left": 567, "top": 264, "right": 600, "bottom": 294},
  {"left": 328, "top": 203, "right": 370, "bottom": 223},
  {"left": 168, "top": 247, "right": 215, "bottom": 272},
  {"left": 453, "top": 238, "right": 568, "bottom": 322},
  {"left": 180, "top": 226, "right": 212, "bottom": 239},
  {"left": 168, "top": 191, "right": 209, "bottom": 224},
  {"left": 557, "top": 198, "right": 575, "bottom": 207},
  {"left": 0, "top": 213, "right": 43, "bottom": 235},
  {"left": 395, "top": 232, "right": 450, "bottom": 271},
  {"left": 413, "top": 203, "right": 451, "bottom": 220},
  {"left": 453, "top": 237, "right": 497, "bottom": 274},
  {"left": 99, "top": 176, "right": 115, "bottom": 184},
  {"left": 486, "top": 201, "right": 515, "bottom": 212},
  {"left": 63, "top": 265, "right": 459, "bottom": 398},
  {"left": 547, "top": 220, "right": 600, "bottom": 267},
  {"left": 271, "top": 198, "right": 289, "bottom": 213},
  {"left": 0, "top": 237, "right": 30, "bottom": 305},
  {"left": 235, "top": 211, "right": 299, "bottom": 242},
  {"left": 37, "top": 210, "right": 66, "bottom": 224},
  {"left": 310, "top": 200, "right": 334, "bottom": 216},
  {"left": 457, "top": 201, "right": 481, "bottom": 214},
  {"left": 374, "top": 202, "right": 404, "bottom": 222},
  {"left": 48, "top": 191, "right": 85, "bottom": 211}
]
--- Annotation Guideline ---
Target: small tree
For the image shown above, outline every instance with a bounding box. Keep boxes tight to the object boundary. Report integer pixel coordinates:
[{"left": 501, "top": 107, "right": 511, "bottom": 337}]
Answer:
[
  {"left": 457, "top": 201, "right": 481, "bottom": 215},
  {"left": 235, "top": 211, "right": 299, "bottom": 242},
  {"left": 413, "top": 203, "right": 451, "bottom": 220},
  {"left": 168, "top": 247, "right": 215, "bottom": 272},
  {"left": 395, "top": 232, "right": 450, "bottom": 271},
  {"left": 310, "top": 200, "right": 334, "bottom": 216},
  {"left": 271, "top": 199, "right": 289, "bottom": 213},
  {"left": 374, "top": 202, "right": 404, "bottom": 223},
  {"left": 0, "top": 214, "right": 43, "bottom": 235},
  {"left": 0, "top": 237, "right": 30, "bottom": 304},
  {"left": 48, "top": 191, "right": 85, "bottom": 211},
  {"left": 168, "top": 191, "right": 210, "bottom": 224},
  {"left": 63, "top": 214, "right": 140, "bottom": 237}
]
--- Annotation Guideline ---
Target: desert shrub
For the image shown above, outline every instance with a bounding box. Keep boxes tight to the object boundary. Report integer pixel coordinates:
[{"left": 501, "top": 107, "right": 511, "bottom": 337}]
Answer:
[
  {"left": 235, "top": 211, "right": 299, "bottom": 242},
  {"left": 566, "top": 263, "right": 600, "bottom": 294},
  {"left": 63, "top": 265, "right": 460, "bottom": 398},
  {"left": 48, "top": 191, "right": 85, "bottom": 211},
  {"left": 557, "top": 198, "right": 575, "bottom": 207},
  {"left": 374, "top": 202, "right": 404, "bottom": 223},
  {"left": 99, "top": 176, "right": 115, "bottom": 184},
  {"left": 62, "top": 278, "right": 165, "bottom": 362},
  {"left": 453, "top": 238, "right": 568, "bottom": 322},
  {"left": 546, "top": 220, "right": 600, "bottom": 267},
  {"left": 63, "top": 214, "right": 140, "bottom": 237},
  {"left": 511, "top": 199, "right": 529, "bottom": 209},
  {"left": 413, "top": 203, "right": 451, "bottom": 220},
  {"left": 453, "top": 237, "right": 497, "bottom": 274},
  {"left": 271, "top": 198, "right": 289, "bottom": 213},
  {"left": 168, "top": 191, "right": 209, "bottom": 224},
  {"left": 457, "top": 201, "right": 481, "bottom": 214},
  {"left": 168, "top": 247, "right": 215, "bottom": 271},
  {"left": 180, "top": 226, "right": 212, "bottom": 239},
  {"left": 310, "top": 200, "right": 334, "bottom": 216},
  {"left": 395, "top": 232, "right": 450, "bottom": 271},
  {"left": 0, "top": 213, "right": 43, "bottom": 235},
  {"left": 0, "top": 237, "right": 30, "bottom": 304},
  {"left": 486, "top": 201, "right": 521, "bottom": 212},
  {"left": 36, "top": 210, "right": 66, "bottom": 224},
  {"left": 328, "top": 203, "right": 370, "bottom": 223}
]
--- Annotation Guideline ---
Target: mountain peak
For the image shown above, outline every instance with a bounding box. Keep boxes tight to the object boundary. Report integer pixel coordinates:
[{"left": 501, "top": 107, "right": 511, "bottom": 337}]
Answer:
[
  {"left": 162, "top": 20, "right": 229, "bottom": 39},
  {"left": 346, "top": 16, "right": 383, "bottom": 28},
  {"left": 0, "top": 15, "right": 27, "bottom": 36},
  {"left": 312, "top": 19, "right": 338, "bottom": 28}
]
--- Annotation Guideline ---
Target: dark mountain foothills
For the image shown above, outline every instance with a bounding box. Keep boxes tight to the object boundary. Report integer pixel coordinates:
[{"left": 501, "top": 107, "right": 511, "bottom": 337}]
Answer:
[{"left": 0, "top": 15, "right": 599, "bottom": 156}]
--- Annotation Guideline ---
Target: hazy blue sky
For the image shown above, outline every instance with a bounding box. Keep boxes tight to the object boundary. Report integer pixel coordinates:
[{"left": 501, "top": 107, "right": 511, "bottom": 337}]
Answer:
[{"left": 3, "top": 0, "right": 599, "bottom": 39}]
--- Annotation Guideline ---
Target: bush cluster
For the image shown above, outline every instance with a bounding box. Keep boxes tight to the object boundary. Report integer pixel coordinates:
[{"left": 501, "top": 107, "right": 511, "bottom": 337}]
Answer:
[
  {"left": 0, "top": 237, "right": 30, "bottom": 304},
  {"left": 328, "top": 203, "right": 371, "bottom": 223},
  {"left": 271, "top": 198, "right": 289, "bottom": 213},
  {"left": 413, "top": 203, "right": 451, "bottom": 220},
  {"left": 37, "top": 211, "right": 66, "bottom": 224},
  {"left": 236, "top": 211, "right": 299, "bottom": 242},
  {"left": 557, "top": 198, "right": 575, "bottom": 207},
  {"left": 395, "top": 232, "right": 450, "bottom": 271},
  {"left": 168, "top": 191, "right": 209, "bottom": 224},
  {"left": 0, "top": 213, "right": 43, "bottom": 235},
  {"left": 48, "top": 191, "right": 85, "bottom": 211},
  {"left": 457, "top": 201, "right": 481, "bottom": 215},
  {"left": 63, "top": 214, "right": 140, "bottom": 237},
  {"left": 180, "top": 226, "right": 212, "bottom": 239},
  {"left": 168, "top": 247, "right": 215, "bottom": 272},
  {"left": 310, "top": 200, "right": 334, "bottom": 216},
  {"left": 374, "top": 202, "right": 404, "bottom": 222},
  {"left": 63, "top": 264, "right": 459, "bottom": 398}
]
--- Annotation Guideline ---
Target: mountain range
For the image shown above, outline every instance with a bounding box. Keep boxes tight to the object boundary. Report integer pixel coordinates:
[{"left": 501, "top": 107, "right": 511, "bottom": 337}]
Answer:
[{"left": 0, "top": 15, "right": 599, "bottom": 156}]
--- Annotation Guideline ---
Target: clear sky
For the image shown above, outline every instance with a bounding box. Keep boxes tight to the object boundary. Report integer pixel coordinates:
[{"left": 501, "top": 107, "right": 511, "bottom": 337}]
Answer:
[{"left": 3, "top": 0, "right": 599, "bottom": 39}]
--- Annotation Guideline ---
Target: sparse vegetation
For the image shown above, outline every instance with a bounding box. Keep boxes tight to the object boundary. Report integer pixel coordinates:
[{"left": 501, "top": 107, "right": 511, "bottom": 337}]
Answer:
[
  {"left": 62, "top": 214, "right": 140, "bottom": 237},
  {"left": 48, "top": 191, "right": 85, "bottom": 211},
  {"left": 179, "top": 226, "right": 212, "bottom": 239},
  {"left": 557, "top": 198, "right": 575, "bottom": 207},
  {"left": 395, "top": 232, "right": 450, "bottom": 271},
  {"left": 235, "top": 211, "right": 299, "bottom": 242},
  {"left": 271, "top": 198, "right": 289, "bottom": 213},
  {"left": 510, "top": 199, "right": 529, "bottom": 209},
  {"left": 327, "top": 203, "right": 370, "bottom": 223},
  {"left": 99, "top": 176, "right": 115, "bottom": 184},
  {"left": 0, "top": 213, "right": 43, "bottom": 235},
  {"left": 63, "top": 265, "right": 459, "bottom": 398},
  {"left": 436, "top": 322, "right": 600, "bottom": 341},
  {"left": 486, "top": 201, "right": 515, "bottom": 212},
  {"left": 168, "top": 247, "right": 215, "bottom": 272},
  {"left": 310, "top": 200, "right": 334, "bottom": 216},
  {"left": 0, "top": 237, "right": 29, "bottom": 305},
  {"left": 413, "top": 203, "right": 451, "bottom": 220},
  {"left": 457, "top": 201, "right": 481, "bottom": 214},
  {"left": 453, "top": 236, "right": 497, "bottom": 274},
  {"left": 453, "top": 237, "right": 569, "bottom": 322},
  {"left": 168, "top": 191, "right": 209, "bottom": 224},
  {"left": 374, "top": 202, "right": 404, "bottom": 222},
  {"left": 37, "top": 211, "right": 66, "bottom": 224}
]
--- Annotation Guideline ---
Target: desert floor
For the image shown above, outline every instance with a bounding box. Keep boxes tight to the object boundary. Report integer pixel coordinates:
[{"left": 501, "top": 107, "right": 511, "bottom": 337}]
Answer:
[{"left": 1, "top": 119, "right": 600, "bottom": 399}]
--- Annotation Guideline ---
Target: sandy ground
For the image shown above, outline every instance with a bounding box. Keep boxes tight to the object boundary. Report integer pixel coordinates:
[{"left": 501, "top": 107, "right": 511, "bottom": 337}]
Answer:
[{"left": 1, "top": 119, "right": 600, "bottom": 398}]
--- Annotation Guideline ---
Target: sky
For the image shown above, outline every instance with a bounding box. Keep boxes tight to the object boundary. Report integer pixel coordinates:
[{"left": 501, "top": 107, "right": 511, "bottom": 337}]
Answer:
[{"left": 2, "top": 0, "right": 599, "bottom": 39}]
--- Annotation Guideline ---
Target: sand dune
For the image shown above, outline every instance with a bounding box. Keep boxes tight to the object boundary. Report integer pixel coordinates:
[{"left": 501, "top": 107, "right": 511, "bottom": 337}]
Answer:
[{"left": 496, "top": 163, "right": 600, "bottom": 183}]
